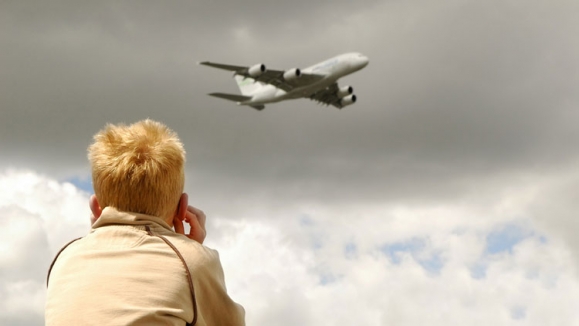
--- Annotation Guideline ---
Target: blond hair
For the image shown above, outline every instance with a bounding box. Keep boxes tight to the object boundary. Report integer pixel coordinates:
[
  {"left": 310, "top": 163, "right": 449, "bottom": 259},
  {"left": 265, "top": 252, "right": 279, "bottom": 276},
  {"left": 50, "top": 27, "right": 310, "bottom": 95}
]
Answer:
[{"left": 88, "top": 119, "right": 185, "bottom": 220}]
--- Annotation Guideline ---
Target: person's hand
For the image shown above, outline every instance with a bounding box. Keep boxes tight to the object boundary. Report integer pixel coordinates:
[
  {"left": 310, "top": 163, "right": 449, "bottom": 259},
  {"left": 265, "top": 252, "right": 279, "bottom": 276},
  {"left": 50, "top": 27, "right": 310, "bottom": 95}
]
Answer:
[{"left": 173, "top": 206, "right": 207, "bottom": 244}]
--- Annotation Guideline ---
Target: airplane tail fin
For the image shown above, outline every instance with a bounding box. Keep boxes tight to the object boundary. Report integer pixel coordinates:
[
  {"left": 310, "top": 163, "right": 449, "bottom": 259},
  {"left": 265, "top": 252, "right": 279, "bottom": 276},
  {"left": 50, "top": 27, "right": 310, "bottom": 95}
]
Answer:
[{"left": 234, "top": 75, "right": 265, "bottom": 96}]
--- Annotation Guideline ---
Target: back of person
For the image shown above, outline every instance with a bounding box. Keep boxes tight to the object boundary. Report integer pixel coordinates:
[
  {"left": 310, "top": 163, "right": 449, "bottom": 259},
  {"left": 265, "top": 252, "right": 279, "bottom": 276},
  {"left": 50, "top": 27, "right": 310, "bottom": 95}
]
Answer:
[
  {"left": 45, "top": 120, "right": 245, "bottom": 325},
  {"left": 46, "top": 223, "right": 194, "bottom": 325}
]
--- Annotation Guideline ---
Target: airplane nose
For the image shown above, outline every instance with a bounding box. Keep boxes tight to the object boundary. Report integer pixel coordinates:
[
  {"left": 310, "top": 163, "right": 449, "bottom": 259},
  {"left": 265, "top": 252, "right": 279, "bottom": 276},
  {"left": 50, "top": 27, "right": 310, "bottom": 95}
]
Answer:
[{"left": 360, "top": 56, "right": 369, "bottom": 67}]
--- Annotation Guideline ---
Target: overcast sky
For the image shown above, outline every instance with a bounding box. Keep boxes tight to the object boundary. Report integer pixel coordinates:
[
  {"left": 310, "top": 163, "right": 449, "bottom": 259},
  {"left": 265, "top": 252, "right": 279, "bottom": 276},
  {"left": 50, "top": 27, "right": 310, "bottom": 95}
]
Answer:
[{"left": 1, "top": 1, "right": 579, "bottom": 325}]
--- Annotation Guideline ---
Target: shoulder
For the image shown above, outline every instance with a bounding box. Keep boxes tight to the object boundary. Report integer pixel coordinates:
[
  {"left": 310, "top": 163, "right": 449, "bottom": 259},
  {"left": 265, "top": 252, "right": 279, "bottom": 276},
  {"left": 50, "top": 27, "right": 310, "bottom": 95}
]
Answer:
[{"left": 154, "top": 229, "right": 223, "bottom": 272}]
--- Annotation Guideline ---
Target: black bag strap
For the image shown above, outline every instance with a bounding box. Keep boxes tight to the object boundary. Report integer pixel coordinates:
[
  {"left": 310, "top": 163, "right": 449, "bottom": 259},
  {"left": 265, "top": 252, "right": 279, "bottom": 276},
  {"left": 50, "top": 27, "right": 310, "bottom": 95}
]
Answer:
[
  {"left": 46, "top": 227, "right": 198, "bottom": 326},
  {"left": 145, "top": 225, "right": 198, "bottom": 326}
]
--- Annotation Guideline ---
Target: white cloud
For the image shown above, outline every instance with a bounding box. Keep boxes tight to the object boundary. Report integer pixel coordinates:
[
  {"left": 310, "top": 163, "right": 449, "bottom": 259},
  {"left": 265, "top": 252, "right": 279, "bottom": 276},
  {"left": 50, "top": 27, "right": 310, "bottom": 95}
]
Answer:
[
  {"left": 209, "top": 173, "right": 579, "bottom": 326},
  {"left": 0, "top": 280, "right": 46, "bottom": 325},
  {"left": 0, "top": 170, "right": 90, "bottom": 325},
  {"left": 2, "top": 169, "right": 579, "bottom": 325}
]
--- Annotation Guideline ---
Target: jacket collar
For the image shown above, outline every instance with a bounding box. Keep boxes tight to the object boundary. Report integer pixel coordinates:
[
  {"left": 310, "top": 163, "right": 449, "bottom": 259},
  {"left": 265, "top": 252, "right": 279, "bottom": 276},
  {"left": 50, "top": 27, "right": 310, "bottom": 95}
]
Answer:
[{"left": 92, "top": 207, "right": 173, "bottom": 231}]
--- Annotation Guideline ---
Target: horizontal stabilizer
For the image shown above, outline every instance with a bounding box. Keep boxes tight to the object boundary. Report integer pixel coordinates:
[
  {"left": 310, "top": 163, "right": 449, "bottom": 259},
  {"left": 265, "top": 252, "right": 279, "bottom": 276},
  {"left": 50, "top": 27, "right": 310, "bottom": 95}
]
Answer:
[
  {"left": 208, "top": 93, "right": 252, "bottom": 102},
  {"left": 199, "top": 62, "right": 246, "bottom": 72}
]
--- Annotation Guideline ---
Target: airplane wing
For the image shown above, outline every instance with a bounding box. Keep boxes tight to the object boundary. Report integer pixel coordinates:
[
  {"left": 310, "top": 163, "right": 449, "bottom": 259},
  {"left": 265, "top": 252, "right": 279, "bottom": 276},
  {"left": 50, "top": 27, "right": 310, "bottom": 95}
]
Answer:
[
  {"left": 309, "top": 83, "right": 348, "bottom": 109},
  {"left": 199, "top": 61, "right": 325, "bottom": 92},
  {"left": 258, "top": 69, "right": 325, "bottom": 92}
]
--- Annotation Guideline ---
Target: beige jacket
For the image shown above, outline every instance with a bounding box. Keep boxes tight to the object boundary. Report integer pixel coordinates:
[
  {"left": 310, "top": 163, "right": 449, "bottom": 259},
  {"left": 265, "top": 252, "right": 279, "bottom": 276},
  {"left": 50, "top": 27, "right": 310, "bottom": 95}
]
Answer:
[{"left": 45, "top": 207, "right": 245, "bottom": 326}]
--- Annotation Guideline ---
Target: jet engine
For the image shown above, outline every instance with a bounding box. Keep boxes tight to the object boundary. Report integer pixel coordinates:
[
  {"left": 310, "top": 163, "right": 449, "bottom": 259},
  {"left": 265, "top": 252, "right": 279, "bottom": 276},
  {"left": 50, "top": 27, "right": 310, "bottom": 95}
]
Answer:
[
  {"left": 337, "top": 86, "right": 353, "bottom": 98},
  {"left": 339, "top": 94, "right": 357, "bottom": 107},
  {"left": 248, "top": 64, "right": 266, "bottom": 77},
  {"left": 283, "top": 68, "right": 301, "bottom": 81}
]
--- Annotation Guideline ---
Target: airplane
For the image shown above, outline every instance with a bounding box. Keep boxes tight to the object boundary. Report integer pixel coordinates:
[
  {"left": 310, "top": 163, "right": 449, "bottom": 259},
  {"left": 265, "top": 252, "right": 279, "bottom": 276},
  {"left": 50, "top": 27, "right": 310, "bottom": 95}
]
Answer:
[{"left": 199, "top": 52, "right": 369, "bottom": 110}]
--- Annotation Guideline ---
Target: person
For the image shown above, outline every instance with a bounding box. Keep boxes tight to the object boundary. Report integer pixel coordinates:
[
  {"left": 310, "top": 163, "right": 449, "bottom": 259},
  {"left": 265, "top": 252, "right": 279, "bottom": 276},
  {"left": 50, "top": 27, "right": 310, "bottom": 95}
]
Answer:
[{"left": 45, "top": 119, "right": 245, "bottom": 326}]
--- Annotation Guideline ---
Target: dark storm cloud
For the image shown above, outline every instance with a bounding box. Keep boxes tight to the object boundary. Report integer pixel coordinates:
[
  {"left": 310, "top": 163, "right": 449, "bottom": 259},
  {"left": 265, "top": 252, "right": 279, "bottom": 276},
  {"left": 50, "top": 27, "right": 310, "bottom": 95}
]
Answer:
[
  {"left": 1, "top": 0, "right": 578, "bottom": 209},
  {"left": 3, "top": 3, "right": 579, "bottom": 326},
  {"left": 0, "top": 0, "right": 370, "bottom": 162},
  {"left": 183, "top": 0, "right": 579, "bottom": 210}
]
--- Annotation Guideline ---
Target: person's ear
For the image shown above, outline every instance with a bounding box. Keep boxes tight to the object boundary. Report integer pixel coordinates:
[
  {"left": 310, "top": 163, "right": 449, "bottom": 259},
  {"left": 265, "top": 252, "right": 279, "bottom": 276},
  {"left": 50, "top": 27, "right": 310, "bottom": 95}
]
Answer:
[
  {"left": 89, "top": 195, "right": 103, "bottom": 219},
  {"left": 175, "top": 193, "right": 188, "bottom": 221}
]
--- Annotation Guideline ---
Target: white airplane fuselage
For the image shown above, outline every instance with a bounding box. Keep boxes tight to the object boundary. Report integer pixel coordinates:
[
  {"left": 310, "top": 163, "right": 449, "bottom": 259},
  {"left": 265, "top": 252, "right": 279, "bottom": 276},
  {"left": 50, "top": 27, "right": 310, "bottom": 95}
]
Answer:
[{"left": 241, "top": 52, "right": 369, "bottom": 106}]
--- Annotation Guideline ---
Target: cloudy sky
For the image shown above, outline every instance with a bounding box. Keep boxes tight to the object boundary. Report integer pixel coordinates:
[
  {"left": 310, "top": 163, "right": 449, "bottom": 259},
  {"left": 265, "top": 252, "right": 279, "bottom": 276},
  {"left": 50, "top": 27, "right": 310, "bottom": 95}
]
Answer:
[{"left": 1, "top": 0, "right": 579, "bottom": 325}]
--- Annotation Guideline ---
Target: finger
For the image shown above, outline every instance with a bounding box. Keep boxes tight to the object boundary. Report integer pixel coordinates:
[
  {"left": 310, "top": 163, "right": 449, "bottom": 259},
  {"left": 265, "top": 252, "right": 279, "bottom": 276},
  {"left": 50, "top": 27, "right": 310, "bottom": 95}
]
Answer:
[
  {"left": 187, "top": 206, "right": 206, "bottom": 228},
  {"left": 198, "top": 213, "right": 206, "bottom": 229},
  {"left": 184, "top": 209, "right": 206, "bottom": 243},
  {"left": 187, "top": 206, "right": 205, "bottom": 219},
  {"left": 185, "top": 210, "right": 201, "bottom": 231},
  {"left": 173, "top": 216, "right": 185, "bottom": 234}
]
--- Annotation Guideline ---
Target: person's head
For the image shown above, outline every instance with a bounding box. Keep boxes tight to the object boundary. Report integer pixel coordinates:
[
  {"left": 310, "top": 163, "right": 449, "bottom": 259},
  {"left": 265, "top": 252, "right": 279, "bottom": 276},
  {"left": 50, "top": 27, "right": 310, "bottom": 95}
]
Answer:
[{"left": 88, "top": 119, "right": 186, "bottom": 221}]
